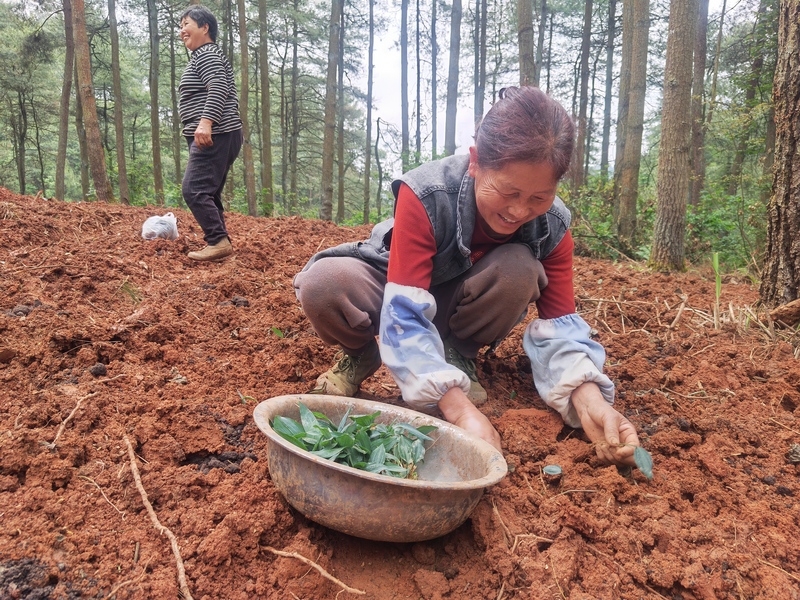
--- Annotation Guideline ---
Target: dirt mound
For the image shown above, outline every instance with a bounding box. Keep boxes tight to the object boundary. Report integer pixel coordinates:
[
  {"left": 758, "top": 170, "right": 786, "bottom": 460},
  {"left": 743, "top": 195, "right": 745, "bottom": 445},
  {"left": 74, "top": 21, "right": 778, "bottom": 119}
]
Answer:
[{"left": 0, "top": 189, "right": 798, "bottom": 599}]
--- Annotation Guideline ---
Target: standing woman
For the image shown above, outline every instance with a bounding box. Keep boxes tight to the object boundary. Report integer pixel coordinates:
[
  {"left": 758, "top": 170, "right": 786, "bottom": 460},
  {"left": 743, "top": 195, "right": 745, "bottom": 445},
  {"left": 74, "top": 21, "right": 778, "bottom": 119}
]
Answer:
[
  {"left": 295, "top": 87, "right": 640, "bottom": 465},
  {"left": 178, "top": 5, "right": 243, "bottom": 261}
]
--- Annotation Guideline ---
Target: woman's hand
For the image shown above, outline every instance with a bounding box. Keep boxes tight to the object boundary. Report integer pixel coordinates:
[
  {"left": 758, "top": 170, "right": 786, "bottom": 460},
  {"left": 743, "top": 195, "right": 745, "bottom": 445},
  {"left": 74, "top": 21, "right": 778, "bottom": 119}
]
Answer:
[
  {"left": 194, "top": 118, "right": 214, "bottom": 149},
  {"left": 438, "top": 387, "right": 502, "bottom": 452},
  {"left": 571, "top": 381, "right": 640, "bottom": 466}
]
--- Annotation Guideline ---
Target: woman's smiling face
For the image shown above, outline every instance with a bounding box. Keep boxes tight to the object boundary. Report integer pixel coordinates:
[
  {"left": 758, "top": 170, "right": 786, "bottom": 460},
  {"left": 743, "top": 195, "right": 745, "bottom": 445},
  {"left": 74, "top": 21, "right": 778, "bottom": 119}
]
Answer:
[
  {"left": 179, "top": 16, "right": 211, "bottom": 51},
  {"left": 468, "top": 147, "right": 560, "bottom": 239}
]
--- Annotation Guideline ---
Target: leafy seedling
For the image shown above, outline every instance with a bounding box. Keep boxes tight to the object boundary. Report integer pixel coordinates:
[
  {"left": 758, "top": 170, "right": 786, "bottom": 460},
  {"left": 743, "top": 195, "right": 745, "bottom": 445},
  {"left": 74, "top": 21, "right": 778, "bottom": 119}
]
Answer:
[
  {"left": 272, "top": 402, "right": 437, "bottom": 479},
  {"left": 633, "top": 446, "right": 653, "bottom": 480}
]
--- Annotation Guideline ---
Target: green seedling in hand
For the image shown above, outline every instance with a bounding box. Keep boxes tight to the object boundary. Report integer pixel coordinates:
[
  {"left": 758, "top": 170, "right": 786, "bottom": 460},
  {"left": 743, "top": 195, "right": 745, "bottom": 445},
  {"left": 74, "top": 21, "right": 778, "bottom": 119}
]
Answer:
[{"left": 272, "top": 402, "right": 437, "bottom": 479}]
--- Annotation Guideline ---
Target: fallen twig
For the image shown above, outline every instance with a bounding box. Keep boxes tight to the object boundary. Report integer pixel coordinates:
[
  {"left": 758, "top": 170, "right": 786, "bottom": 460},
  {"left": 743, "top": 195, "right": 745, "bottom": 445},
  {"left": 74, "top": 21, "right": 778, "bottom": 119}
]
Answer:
[
  {"left": 511, "top": 533, "right": 555, "bottom": 554},
  {"left": 123, "top": 435, "right": 194, "bottom": 600},
  {"left": 584, "top": 545, "right": 669, "bottom": 599},
  {"left": 491, "top": 498, "right": 514, "bottom": 548},
  {"left": 669, "top": 297, "right": 688, "bottom": 329},
  {"left": 264, "top": 546, "right": 366, "bottom": 595},
  {"left": 105, "top": 558, "right": 150, "bottom": 599},
  {"left": 550, "top": 557, "right": 566, "bottom": 599},
  {"left": 768, "top": 417, "right": 800, "bottom": 437},
  {"left": 78, "top": 475, "right": 126, "bottom": 520},
  {"left": 757, "top": 558, "right": 800, "bottom": 584},
  {"left": 45, "top": 391, "right": 99, "bottom": 450}
]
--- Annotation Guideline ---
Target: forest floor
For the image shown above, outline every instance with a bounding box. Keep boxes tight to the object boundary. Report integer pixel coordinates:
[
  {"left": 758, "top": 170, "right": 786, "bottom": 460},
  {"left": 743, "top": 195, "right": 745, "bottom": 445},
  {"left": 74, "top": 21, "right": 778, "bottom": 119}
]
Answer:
[{"left": 0, "top": 188, "right": 799, "bottom": 600}]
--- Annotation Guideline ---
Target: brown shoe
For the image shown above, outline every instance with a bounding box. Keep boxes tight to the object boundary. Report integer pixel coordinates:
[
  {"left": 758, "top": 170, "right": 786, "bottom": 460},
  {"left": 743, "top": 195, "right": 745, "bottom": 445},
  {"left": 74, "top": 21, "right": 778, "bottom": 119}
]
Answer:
[
  {"left": 188, "top": 238, "right": 233, "bottom": 261},
  {"left": 311, "top": 340, "right": 382, "bottom": 396}
]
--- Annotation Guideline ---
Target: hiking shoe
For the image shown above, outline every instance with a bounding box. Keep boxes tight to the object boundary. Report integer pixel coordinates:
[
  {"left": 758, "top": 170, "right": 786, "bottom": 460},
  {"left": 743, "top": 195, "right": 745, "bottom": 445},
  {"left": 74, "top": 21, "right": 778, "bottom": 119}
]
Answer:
[
  {"left": 443, "top": 337, "right": 488, "bottom": 406},
  {"left": 188, "top": 238, "right": 233, "bottom": 261},
  {"left": 312, "top": 340, "right": 382, "bottom": 396}
]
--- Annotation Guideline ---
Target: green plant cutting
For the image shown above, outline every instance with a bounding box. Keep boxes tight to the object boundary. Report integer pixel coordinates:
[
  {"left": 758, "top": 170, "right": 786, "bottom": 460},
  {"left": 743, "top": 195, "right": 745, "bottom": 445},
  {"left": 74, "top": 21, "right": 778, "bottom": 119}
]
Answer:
[{"left": 272, "top": 402, "right": 437, "bottom": 479}]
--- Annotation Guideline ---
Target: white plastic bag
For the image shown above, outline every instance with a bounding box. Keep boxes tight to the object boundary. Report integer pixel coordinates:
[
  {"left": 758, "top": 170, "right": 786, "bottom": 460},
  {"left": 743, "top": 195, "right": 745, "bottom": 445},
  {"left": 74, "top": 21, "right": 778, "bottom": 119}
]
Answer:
[{"left": 141, "top": 212, "right": 179, "bottom": 241}]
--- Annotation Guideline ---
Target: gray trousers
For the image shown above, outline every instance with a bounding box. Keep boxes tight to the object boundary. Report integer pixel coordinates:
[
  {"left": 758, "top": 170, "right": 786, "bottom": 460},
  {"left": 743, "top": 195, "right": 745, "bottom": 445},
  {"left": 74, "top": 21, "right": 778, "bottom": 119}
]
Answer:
[
  {"left": 294, "top": 244, "right": 547, "bottom": 358},
  {"left": 182, "top": 129, "right": 243, "bottom": 245}
]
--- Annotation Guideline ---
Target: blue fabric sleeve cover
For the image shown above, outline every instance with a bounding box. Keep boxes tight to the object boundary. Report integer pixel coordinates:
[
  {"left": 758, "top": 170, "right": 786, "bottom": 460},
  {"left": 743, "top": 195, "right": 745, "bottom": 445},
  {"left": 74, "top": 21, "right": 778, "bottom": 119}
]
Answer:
[
  {"left": 522, "top": 313, "right": 615, "bottom": 428},
  {"left": 379, "top": 282, "right": 471, "bottom": 412}
]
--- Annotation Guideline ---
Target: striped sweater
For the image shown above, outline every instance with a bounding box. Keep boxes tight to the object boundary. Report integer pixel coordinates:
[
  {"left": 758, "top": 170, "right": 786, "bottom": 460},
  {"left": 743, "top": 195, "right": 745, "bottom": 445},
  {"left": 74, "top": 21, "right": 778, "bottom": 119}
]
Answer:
[{"left": 179, "top": 43, "right": 242, "bottom": 136}]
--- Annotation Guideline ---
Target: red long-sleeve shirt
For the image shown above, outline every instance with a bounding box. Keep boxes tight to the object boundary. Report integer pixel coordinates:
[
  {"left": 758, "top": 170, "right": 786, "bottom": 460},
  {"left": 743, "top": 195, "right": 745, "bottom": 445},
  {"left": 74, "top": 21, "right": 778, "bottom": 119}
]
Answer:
[{"left": 387, "top": 183, "right": 576, "bottom": 319}]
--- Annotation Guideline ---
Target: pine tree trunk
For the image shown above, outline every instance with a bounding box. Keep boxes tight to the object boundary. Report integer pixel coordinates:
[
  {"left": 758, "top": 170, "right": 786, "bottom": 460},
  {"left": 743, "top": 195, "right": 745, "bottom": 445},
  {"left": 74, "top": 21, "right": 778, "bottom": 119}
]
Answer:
[
  {"left": 572, "top": 0, "right": 592, "bottom": 189},
  {"left": 535, "top": 0, "right": 548, "bottom": 87},
  {"left": 706, "top": 0, "right": 726, "bottom": 125},
  {"left": 444, "top": 0, "right": 462, "bottom": 156},
  {"left": 336, "top": 7, "right": 345, "bottom": 223},
  {"left": 613, "top": 0, "right": 633, "bottom": 187},
  {"left": 289, "top": 2, "right": 299, "bottom": 215},
  {"left": 237, "top": 0, "right": 258, "bottom": 216},
  {"left": 73, "top": 0, "right": 113, "bottom": 202},
  {"left": 375, "top": 118, "right": 384, "bottom": 220},
  {"left": 431, "top": 0, "right": 438, "bottom": 157},
  {"left": 362, "top": 0, "right": 375, "bottom": 224},
  {"left": 74, "top": 63, "right": 90, "bottom": 200},
  {"left": 689, "top": 0, "right": 709, "bottom": 207},
  {"left": 614, "top": 0, "right": 650, "bottom": 247},
  {"left": 55, "top": 0, "right": 74, "bottom": 201},
  {"left": 401, "top": 0, "right": 410, "bottom": 171},
  {"left": 517, "top": 0, "right": 535, "bottom": 86},
  {"left": 651, "top": 0, "right": 698, "bottom": 271},
  {"left": 146, "top": 0, "right": 164, "bottom": 205},
  {"left": 759, "top": 0, "right": 800, "bottom": 307},
  {"left": 416, "top": 0, "right": 422, "bottom": 165},
  {"left": 168, "top": 5, "right": 183, "bottom": 190},
  {"left": 258, "top": 0, "right": 274, "bottom": 215},
  {"left": 320, "top": 0, "right": 342, "bottom": 220},
  {"left": 108, "top": 0, "right": 130, "bottom": 204},
  {"left": 600, "top": 0, "right": 615, "bottom": 182}
]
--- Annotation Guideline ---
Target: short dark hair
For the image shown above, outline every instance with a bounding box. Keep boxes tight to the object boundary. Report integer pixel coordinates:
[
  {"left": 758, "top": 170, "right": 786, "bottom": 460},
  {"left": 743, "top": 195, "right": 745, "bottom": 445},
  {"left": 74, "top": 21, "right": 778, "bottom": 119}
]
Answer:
[
  {"left": 180, "top": 5, "right": 218, "bottom": 43},
  {"left": 474, "top": 86, "right": 575, "bottom": 180}
]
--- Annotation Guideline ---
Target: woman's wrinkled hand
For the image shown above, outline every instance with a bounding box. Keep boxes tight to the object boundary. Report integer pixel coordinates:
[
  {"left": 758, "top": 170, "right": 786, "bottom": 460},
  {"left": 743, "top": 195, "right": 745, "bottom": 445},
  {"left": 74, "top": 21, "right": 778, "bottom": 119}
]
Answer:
[
  {"left": 194, "top": 118, "right": 214, "bottom": 149},
  {"left": 438, "top": 387, "right": 502, "bottom": 452},
  {"left": 571, "top": 381, "right": 640, "bottom": 466}
]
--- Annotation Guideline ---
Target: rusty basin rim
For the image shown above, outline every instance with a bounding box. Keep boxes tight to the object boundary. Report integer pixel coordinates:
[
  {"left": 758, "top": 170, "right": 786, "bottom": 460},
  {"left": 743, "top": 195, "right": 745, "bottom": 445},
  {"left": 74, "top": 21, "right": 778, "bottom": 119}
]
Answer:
[{"left": 253, "top": 394, "right": 508, "bottom": 491}]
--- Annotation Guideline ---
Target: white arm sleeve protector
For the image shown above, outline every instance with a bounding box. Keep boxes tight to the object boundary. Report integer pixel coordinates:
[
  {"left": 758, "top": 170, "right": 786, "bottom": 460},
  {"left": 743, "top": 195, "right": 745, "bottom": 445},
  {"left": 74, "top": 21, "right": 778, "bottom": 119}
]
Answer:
[
  {"left": 522, "top": 314, "right": 615, "bottom": 428},
  {"left": 379, "top": 282, "right": 471, "bottom": 412}
]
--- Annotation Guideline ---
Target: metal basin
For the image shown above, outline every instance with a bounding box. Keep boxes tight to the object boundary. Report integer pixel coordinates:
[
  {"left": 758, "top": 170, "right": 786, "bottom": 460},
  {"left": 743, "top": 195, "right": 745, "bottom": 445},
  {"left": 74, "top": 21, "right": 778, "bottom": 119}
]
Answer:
[{"left": 253, "top": 394, "right": 507, "bottom": 542}]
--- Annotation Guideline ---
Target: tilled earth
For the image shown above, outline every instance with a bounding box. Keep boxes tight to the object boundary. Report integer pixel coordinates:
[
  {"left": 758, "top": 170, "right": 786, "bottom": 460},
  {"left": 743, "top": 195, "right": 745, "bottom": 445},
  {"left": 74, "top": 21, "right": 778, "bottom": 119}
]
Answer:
[{"left": 0, "top": 188, "right": 798, "bottom": 599}]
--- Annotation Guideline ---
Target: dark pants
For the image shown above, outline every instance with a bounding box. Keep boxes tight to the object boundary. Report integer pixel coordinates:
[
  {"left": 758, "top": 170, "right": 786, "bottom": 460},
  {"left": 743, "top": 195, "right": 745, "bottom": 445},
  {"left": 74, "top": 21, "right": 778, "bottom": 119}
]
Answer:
[
  {"left": 294, "top": 244, "right": 547, "bottom": 357},
  {"left": 182, "top": 129, "right": 243, "bottom": 245}
]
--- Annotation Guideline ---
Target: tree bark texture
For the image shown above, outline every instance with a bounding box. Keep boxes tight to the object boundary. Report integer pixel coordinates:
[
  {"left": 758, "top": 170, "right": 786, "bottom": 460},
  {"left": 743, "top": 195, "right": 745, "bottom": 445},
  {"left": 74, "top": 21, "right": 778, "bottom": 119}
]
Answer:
[
  {"left": 535, "top": 0, "right": 548, "bottom": 87},
  {"left": 108, "top": 0, "right": 130, "bottom": 204},
  {"left": 362, "top": 0, "right": 375, "bottom": 224},
  {"left": 517, "top": 0, "right": 535, "bottom": 86},
  {"left": 444, "top": 0, "right": 462, "bottom": 156},
  {"left": 73, "top": 63, "right": 90, "bottom": 200},
  {"left": 572, "top": 0, "right": 593, "bottom": 189},
  {"left": 73, "top": 0, "right": 113, "bottom": 202},
  {"left": 320, "top": 0, "right": 342, "bottom": 220},
  {"left": 55, "top": 0, "right": 74, "bottom": 201},
  {"left": 336, "top": 7, "right": 345, "bottom": 223},
  {"left": 613, "top": 0, "right": 633, "bottom": 187},
  {"left": 651, "top": 0, "right": 698, "bottom": 271},
  {"left": 689, "top": 0, "right": 709, "bottom": 207},
  {"left": 259, "top": 0, "right": 274, "bottom": 215},
  {"left": 146, "top": 0, "right": 164, "bottom": 205},
  {"left": 237, "top": 0, "right": 258, "bottom": 216},
  {"left": 600, "top": 0, "right": 615, "bottom": 182},
  {"left": 401, "top": 0, "right": 410, "bottom": 170},
  {"left": 168, "top": 6, "right": 183, "bottom": 189},
  {"left": 614, "top": 0, "right": 650, "bottom": 246},
  {"left": 760, "top": 0, "right": 800, "bottom": 307}
]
